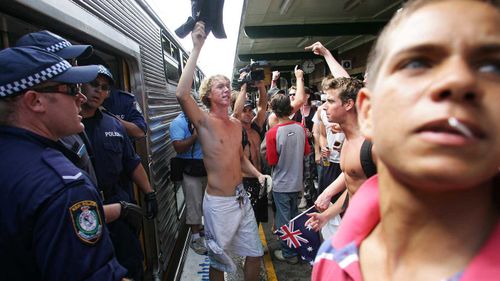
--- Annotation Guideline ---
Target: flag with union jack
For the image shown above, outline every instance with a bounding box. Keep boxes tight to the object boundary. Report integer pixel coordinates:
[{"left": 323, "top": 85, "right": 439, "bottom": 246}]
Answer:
[{"left": 274, "top": 206, "right": 321, "bottom": 265}]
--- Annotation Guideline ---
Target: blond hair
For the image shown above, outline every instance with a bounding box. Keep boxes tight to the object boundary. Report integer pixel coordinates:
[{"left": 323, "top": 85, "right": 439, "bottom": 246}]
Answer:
[{"left": 199, "top": 74, "right": 230, "bottom": 108}]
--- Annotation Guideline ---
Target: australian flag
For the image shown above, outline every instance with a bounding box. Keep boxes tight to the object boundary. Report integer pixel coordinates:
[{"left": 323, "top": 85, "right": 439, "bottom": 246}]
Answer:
[{"left": 274, "top": 206, "right": 321, "bottom": 265}]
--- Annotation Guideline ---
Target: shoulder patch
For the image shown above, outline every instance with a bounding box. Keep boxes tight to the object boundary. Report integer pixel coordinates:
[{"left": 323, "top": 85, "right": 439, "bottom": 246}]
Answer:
[
  {"left": 42, "top": 148, "right": 84, "bottom": 184},
  {"left": 69, "top": 200, "right": 103, "bottom": 244}
]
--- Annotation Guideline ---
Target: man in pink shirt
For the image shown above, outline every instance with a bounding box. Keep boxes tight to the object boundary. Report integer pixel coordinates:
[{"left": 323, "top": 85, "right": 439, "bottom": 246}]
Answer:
[{"left": 312, "top": 0, "right": 500, "bottom": 280}]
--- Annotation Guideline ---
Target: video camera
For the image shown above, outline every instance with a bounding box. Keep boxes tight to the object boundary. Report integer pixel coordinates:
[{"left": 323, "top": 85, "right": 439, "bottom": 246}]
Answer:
[{"left": 237, "top": 60, "right": 268, "bottom": 85}]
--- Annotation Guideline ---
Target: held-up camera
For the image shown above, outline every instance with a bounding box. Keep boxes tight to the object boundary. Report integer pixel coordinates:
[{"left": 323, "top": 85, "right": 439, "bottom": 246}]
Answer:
[{"left": 237, "top": 60, "right": 268, "bottom": 85}]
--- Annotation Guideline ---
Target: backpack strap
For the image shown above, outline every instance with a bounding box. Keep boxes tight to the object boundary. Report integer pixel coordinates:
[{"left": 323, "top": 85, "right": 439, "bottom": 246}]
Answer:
[
  {"left": 360, "top": 139, "right": 377, "bottom": 178},
  {"left": 241, "top": 127, "right": 248, "bottom": 148}
]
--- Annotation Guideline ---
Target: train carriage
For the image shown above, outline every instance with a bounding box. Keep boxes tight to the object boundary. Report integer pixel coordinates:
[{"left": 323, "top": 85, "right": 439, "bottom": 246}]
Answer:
[{"left": 0, "top": 0, "right": 202, "bottom": 280}]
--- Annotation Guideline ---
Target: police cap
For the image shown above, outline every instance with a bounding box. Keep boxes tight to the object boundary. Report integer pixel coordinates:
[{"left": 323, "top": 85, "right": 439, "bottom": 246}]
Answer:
[
  {"left": 0, "top": 46, "right": 99, "bottom": 99},
  {"left": 15, "top": 30, "right": 93, "bottom": 59}
]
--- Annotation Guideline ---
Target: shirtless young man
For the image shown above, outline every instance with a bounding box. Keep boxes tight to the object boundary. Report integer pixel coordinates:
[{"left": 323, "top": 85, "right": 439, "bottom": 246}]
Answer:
[
  {"left": 176, "top": 22, "right": 266, "bottom": 281},
  {"left": 232, "top": 76, "right": 269, "bottom": 224},
  {"left": 306, "top": 77, "right": 369, "bottom": 231},
  {"left": 313, "top": 1, "right": 500, "bottom": 280}
]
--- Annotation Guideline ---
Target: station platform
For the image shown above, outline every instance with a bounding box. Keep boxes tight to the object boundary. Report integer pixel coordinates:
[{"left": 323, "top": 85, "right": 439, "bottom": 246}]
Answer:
[{"left": 180, "top": 206, "right": 313, "bottom": 281}]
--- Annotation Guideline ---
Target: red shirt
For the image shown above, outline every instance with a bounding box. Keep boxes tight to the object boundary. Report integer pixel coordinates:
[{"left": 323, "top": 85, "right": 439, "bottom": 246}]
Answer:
[{"left": 312, "top": 176, "right": 500, "bottom": 281}]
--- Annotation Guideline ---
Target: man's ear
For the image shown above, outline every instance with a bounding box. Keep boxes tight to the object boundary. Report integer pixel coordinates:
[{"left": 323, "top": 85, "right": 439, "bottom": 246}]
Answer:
[
  {"left": 22, "top": 90, "right": 46, "bottom": 113},
  {"left": 344, "top": 98, "right": 355, "bottom": 111},
  {"left": 357, "top": 87, "right": 373, "bottom": 141}
]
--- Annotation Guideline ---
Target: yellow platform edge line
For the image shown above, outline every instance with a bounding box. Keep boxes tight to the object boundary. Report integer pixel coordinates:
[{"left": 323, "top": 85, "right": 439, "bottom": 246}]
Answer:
[{"left": 259, "top": 224, "right": 278, "bottom": 281}]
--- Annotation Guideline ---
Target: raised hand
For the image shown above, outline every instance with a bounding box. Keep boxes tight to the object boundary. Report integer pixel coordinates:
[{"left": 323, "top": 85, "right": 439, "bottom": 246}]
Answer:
[
  {"left": 304, "top": 41, "right": 330, "bottom": 57},
  {"left": 294, "top": 65, "right": 304, "bottom": 80},
  {"left": 192, "top": 21, "right": 207, "bottom": 49}
]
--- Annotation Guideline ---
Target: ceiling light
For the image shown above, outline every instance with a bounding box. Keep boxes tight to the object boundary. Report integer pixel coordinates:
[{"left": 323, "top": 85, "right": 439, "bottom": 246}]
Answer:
[{"left": 280, "top": 0, "right": 294, "bottom": 15}]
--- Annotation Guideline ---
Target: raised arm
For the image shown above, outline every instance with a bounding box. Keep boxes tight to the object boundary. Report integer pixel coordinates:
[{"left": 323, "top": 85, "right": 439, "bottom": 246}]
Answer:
[
  {"left": 270, "top": 70, "right": 280, "bottom": 89},
  {"left": 176, "top": 21, "right": 207, "bottom": 128},
  {"left": 232, "top": 74, "right": 247, "bottom": 119},
  {"left": 253, "top": 80, "right": 268, "bottom": 129},
  {"left": 290, "top": 65, "right": 307, "bottom": 114},
  {"left": 305, "top": 41, "right": 350, "bottom": 78},
  {"left": 312, "top": 108, "right": 322, "bottom": 164}
]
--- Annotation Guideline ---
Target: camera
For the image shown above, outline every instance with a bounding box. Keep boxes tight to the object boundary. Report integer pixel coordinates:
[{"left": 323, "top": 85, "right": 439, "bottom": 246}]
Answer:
[{"left": 237, "top": 60, "right": 268, "bottom": 85}]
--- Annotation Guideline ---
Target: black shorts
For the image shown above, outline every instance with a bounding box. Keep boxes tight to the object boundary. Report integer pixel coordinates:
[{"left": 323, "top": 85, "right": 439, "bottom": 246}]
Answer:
[{"left": 242, "top": 177, "right": 268, "bottom": 223}]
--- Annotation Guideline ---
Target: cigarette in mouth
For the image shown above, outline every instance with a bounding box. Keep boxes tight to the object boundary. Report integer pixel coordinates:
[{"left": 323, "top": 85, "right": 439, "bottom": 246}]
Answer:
[{"left": 448, "top": 117, "right": 474, "bottom": 138}]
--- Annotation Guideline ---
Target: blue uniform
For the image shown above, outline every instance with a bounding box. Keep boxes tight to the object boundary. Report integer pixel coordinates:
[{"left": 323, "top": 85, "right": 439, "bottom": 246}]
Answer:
[
  {"left": 0, "top": 126, "right": 126, "bottom": 281},
  {"left": 102, "top": 88, "right": 147, "bottom": 138},
  {"left": 82, "top": 110, "right": 144, "bottom": 280},
  {"left": 59, "top": 132, "right": 98, "bottom": 185},
  {"left": 83, "top": 110, "right": 141, "bottom": 204}
]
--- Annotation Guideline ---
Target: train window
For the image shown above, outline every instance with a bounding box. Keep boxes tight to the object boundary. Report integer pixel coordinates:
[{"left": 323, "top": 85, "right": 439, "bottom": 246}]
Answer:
[{"left": 161, "top": 34, "right": 181, "bottom": 84}]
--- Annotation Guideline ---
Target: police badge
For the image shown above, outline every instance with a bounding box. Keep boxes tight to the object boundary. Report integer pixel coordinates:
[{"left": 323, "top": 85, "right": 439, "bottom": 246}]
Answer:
[{"left": 69, "top": 200, "right": 103, "bottom": 244}]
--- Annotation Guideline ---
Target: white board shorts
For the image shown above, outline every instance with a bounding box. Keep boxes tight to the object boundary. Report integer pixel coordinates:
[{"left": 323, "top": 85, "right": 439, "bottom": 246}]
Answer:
[{"left": 203, "top": 184, "right": 264, "bottom": 272}]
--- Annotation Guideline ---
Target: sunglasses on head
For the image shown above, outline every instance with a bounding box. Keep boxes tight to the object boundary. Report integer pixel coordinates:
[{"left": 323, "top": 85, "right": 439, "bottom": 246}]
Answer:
[
  {"left": 32, "top": 83, "right": 82, "bottom": 96},
  {"left": 89, "top": 80, "right": 111, "bottom": 92}
]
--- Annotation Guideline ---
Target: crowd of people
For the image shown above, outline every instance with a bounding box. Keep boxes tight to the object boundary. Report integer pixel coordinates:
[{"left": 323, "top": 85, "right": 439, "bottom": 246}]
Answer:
[
  {"left": 175, "top": 1, "right": 500, "bottom": 281},
  {"left": 0, "top": 0, "right": 498, "bottom": 281}
]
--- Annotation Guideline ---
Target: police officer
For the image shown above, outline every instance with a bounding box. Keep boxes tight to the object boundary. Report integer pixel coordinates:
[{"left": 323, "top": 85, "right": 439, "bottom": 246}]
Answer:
[
  {"left": 15, "top": 30, "right": 97, "bottom": 179},
  {"left": 0, "top": 47, "right": 127, "bottom": 280},
  {"left": 15, "top": 30, "right": 144, "bottom": 227},
  {"left": 80, "top": 65, "right": 157, "bottom": 281},
  {"left": 79, "top": 54, "right": 147, "bottom": 141}
]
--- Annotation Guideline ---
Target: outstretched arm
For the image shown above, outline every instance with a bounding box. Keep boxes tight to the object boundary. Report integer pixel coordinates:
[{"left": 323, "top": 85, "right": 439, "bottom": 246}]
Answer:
[
  {"left": 176, "top": 21, "right": 207, "bottom": 129},
  {"left": 305, "top": 41, "right": 350, "bottom": 78},
  {"left": 232, "top": 73, "right": 247, "bottom": 119}
]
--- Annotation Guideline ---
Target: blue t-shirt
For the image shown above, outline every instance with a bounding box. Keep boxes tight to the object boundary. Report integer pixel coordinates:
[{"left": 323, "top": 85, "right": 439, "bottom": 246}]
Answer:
[
  {"left": 0, "top": 126, "right": 126, "bottom": 280},
  {"left": 169, "top": 112, "right": 203, "bottom": 159}
]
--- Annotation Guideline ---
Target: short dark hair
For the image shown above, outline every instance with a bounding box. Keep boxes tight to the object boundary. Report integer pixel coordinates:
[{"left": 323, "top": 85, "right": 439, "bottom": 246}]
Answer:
[
  {"left": 270, "top": 93, "right": 292, "bottom": 118},
  {"left": 365, "top": 0, "right": 499, "bottom": 89},
  {"left": 322, "top": 77, "right": 364, "bottom": 105}
]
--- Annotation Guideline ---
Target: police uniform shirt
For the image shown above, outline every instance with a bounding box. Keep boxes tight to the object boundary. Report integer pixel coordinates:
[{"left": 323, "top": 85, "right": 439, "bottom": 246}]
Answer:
[
  {"left": 82, "top": 110, "right": 141, "bottom": 204},
  {"left": 102, "top": 88, "right": 147, "bottom": 137},
  {"left": 59, "top": 133, "right": 98, "bottom": 185},
  {"left": 0, "top": 125, "right": 126, "bottom": 281}
]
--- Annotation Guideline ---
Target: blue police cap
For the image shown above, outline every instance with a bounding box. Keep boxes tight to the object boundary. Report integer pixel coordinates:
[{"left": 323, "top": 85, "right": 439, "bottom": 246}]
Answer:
[
  {"left": 0, "top": 46, "right": 99, "bottom": 99},
  {"left": 97, "top": 65, "right": 115, "bottom": 85},
  {"left": 15, "top": 30, "right": 93, "bottom": 59}
]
